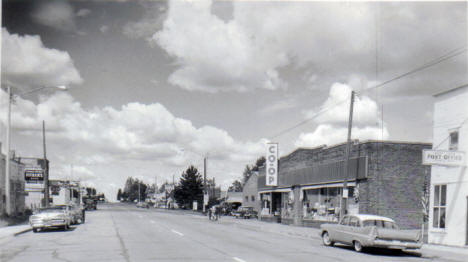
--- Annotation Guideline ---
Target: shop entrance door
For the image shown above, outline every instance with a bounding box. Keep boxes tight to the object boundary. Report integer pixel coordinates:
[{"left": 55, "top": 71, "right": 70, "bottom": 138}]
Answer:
[
  {"left": 466, "top": 196, "right": 468, "bottom": 246},
  {"left": 272, "top": 193, "right": 282, "bottom": 223}
]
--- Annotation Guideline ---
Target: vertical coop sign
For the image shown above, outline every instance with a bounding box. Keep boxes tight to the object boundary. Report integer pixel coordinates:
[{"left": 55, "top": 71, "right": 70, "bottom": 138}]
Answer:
[{"left": 266, "top": 143, "right": 278, "bottom": 186}]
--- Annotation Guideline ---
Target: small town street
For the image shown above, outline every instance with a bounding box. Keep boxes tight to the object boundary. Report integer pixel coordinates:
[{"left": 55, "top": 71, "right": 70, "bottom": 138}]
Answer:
[{"left": 0, "top": 203, "right": 465, "bottom": 262}]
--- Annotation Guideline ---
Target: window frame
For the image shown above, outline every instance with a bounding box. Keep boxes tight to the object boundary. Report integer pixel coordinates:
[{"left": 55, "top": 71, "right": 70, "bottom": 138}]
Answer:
[
  {"left": 433, "top": 184, "right": 447, "bottom": 229},
  {"left": 449, "top": 130, "right": 459, "bottom": 151}
]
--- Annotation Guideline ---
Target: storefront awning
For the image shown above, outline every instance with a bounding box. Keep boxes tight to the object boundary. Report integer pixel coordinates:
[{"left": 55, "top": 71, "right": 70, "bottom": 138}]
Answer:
[
  {"left": 300, "top": 182, "right": 356, "bottom": 191},
  {"left": 258, "top": 188, "right": 291, "bottom": 193}
]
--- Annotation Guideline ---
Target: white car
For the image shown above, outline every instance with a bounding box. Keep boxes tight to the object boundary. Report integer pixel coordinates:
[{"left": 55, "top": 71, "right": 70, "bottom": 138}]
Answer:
[{"left": 29, "top": 207, "right": 72, "bottom": 232}]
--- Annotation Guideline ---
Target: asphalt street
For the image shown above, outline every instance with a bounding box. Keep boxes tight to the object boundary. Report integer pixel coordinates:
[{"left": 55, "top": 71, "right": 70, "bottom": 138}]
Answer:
[{"left": 0, "top": 203, "right": 463, "bottom": 262}]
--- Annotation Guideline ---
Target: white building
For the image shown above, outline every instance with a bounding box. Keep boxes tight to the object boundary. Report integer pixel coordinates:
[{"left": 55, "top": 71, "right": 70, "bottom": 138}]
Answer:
[{"left": 428, "top": 84, "right": 468, "bottom": 247}]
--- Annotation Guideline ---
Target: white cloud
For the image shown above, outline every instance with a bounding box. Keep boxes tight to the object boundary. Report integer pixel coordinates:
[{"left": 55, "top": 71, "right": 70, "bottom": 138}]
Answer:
[
  {"left": 258, "top": 98, "right": 298, "bottom": 115},
  {"left": 1, "top": 29, "right": 83, "bottom": 88},
  {"left": 152, "top": 0, "right": 288, "bottom": 92},
  {"left": 295, "top": 82, "right": 389, "bottom": 148},
  {"left": 304, "top": 83, "right": 381, "bottom": 127},
  {"left": 76, "top": 9, "right": 91, "bottom": 18},
  {"left": 100, "top": 25, "right": 109, "bottom": 34},
  {"left": 0, "top": 91, "right": 267, "bottom": 200},
  {"left": 31, "top": 1, "right": 76, "bottom": 32}
]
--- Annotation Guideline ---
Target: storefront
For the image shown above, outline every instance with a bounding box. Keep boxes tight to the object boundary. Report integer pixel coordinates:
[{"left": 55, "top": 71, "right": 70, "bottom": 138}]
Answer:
[
  {"left": 428, "top": 85, "right": 468, "bottom": 247},
  {"left": 257, "top": 141, "right": 431, "bottom": 229}
]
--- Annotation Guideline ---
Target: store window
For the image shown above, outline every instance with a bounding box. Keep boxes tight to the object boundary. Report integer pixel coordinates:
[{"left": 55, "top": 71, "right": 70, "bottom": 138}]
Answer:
[
  {"left": 245, "top": 196, "right": 249, "bottom": 202},
  {"left": 251, "top": 195, "right": 255, "bottom": 201},
  {"left": 433, "top": 184, "right": 447, "bottom": 229},
  {"left": 302, "top": 187, "right": 349, "bottom": 222},
  {"left": 449, "top": 131, "right": 458, "bottom": 151}
]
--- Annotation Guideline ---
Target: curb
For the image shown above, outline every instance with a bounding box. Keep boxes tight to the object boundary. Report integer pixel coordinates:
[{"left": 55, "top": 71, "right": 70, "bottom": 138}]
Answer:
[{"left": 13, "top": 227, "right": 32, "bottom": 236}]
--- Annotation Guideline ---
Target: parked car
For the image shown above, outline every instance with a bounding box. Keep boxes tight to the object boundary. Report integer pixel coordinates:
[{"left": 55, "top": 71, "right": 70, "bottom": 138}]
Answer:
[
  {"left": 55, "top": 204, "right": 85, "bottom": 224},
  {"left": 136, "top": 201, "right": 149, "bottom": 208},
  {"left": 232, "top": 206, "right": 258, "bottom": 219},
  {"left": 29, "top": 206, "right": 72, "bottom": 232},
  {"left": 320, "top": 214, "right": 422, "bottom": 252},
  {"left": 84, "top": 198, "right": 97, "bottom": 210}
]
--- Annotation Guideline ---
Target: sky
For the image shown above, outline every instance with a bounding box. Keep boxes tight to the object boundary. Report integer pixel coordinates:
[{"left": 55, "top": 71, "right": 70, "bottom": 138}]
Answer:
[{"left": 1, "top": 0, "right": 467, "bottom": 201}]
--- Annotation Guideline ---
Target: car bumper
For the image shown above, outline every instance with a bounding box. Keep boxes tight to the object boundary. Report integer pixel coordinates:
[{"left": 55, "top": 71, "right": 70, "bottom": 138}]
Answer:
[
  {"left": 30, "top": 220, "right": 68, "bottom": 228},
  {"left": 371, "top": 239, "right": 422, "bottom": 249}
]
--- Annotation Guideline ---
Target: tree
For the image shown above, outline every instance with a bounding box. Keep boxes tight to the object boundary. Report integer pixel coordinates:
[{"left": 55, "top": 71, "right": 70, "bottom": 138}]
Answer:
[
  {"left": 117, "top": 189, "right": 122, "bottom": 201},
  {"left": 173, "top": 165, "right": 203, "bottom": 209},
  {"left": 251, "top": 156, "right": 266, "bottom": 172},
  {"left": 228, "top": 180, "right": 243, "bottom": 192},
  {"left": 242, "top": 165, "right": 253, "bottom": 185}
]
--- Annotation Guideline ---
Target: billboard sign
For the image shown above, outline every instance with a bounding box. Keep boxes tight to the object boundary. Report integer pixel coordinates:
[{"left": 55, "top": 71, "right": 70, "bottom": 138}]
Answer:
[
  {"left": 422, "top": 150, "right": 466, "bottom": 166},
  {"left": 24, "top": 169, "right": 44, "bottom": 183},
  {"left": 266, "top": 143, "right": 278, "bottom": 186}
]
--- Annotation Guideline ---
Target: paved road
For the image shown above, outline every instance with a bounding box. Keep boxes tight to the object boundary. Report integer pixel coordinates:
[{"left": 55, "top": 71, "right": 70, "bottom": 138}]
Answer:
[{"left": 0, "top": 203, "right": 463, "bottom": 262}]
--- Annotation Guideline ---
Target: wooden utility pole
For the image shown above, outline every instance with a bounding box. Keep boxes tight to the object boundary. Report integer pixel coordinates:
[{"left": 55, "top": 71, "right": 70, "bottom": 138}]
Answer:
[
  {"left": 203, "top": 157, "right": 207, "bottom": 213},
  {"left": 43, "top": 120, "right": 50, "bottom": 207},
  {"left": 341, "top": 91, "right": 355, "bottom": 219}
]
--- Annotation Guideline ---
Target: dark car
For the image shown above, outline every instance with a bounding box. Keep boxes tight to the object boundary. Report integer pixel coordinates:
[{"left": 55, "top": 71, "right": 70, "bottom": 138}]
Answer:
[
  {"left": 232, "top": 206, "right": 258, "bottom": 219},
  {"left": 84, "top": 198, "right": 97, "bottom": 210}
]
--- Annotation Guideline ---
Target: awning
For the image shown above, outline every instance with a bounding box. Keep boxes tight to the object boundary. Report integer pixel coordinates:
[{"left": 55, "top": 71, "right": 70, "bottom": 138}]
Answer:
[
  {"left": 258, "top": 188, "right": 292, "bottom": 194},
  {"left": 301, "top": 181, "right": 356, "bottom": 191}
]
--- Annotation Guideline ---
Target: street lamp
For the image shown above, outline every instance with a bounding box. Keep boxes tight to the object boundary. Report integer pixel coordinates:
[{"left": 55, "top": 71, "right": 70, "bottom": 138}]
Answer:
[{"left": 3, "top": 84, "right": 67, "bottom": 215}]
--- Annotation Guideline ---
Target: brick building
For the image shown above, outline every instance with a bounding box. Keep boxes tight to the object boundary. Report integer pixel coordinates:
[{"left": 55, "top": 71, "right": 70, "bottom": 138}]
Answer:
[{"left": 257, "top": 140, "right": 431, "bottom": 229}]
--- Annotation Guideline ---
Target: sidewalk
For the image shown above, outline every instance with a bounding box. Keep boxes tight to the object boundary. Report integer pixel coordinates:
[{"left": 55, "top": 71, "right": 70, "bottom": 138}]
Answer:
[{"left": 0, "top": 224, "right": 32, "bottom": 240}]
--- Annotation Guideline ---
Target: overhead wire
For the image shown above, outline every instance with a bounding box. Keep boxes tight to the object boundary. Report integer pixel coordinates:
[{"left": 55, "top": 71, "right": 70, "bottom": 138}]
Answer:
[{"left": 267, "top": 45, "right": 467, "bottom": 140}]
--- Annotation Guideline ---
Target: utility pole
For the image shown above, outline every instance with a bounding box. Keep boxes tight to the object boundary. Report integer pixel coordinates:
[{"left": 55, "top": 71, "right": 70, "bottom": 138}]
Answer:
[
  {"left": 341, "top": 91, "right": 355, "bottom": 219},
  {"left": 42, "top": 120, "right": 50, "bottom": 208},
  {"left": 5, "top": 86, "right": 12, "bottom": 215},
  {"left": 138, "top": 182, "right": 141, "bottom": 202},
  {"left": 203, "top": 156, "right": 207, "bottom": 213}
]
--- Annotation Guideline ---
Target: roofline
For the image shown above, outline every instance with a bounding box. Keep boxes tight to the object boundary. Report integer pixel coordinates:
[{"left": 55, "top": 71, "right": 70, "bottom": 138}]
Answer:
[
  {"left": 280, "top": 140, "right": 432, "bottom": 161},
  {"left": 433, "top": 84, "right": 468, "bottom": 97}
]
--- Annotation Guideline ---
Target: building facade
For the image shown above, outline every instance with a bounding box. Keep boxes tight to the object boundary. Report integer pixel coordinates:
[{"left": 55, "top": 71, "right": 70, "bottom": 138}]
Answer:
[
  {"left": 0, "top": 149, "right": 26, "bottom": 216},
  {"left": 258, "top": 140, "right": 431, "bottom": 229},
  {"left": 428, "top": 85, "right": 468, "bottom": 247},
  {"left": 242, "top": 172, "right": 259, "bottom": 212}
]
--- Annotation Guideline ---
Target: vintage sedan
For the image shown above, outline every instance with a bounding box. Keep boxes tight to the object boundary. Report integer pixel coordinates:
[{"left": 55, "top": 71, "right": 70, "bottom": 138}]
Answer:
[
  {"left": 232, "top": 206, "right": 258, "bottom": 219},
  {"left": 55, "top": 204, "right": 85, "bottom": 224},
  {"left": 320, "top": 214, "right": 422, "bottom": 252},
  {"left": 29, "top": 206, "right": 72, "bottom": 232}
]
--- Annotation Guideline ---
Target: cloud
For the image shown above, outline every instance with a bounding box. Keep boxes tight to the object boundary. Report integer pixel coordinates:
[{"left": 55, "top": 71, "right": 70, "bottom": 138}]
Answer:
[
  {"left": 295, "top": 82, "right": 389, "bottom": 147},
  {"left": 76, "top": 8, "right": 91, "bottom": 18},
  {"left": 1, "top": 29, "right": 83, "bottom": 88},
  {"left": 0, "top": 91, "right": 267, "bottom": 199},
  {"left": 258, "top": 98, "right": 298, "bottom": 115},
  {"left": 151, "top": 0, "right": 288, "bottom": 93},
  {"left": 123, "top": 1, "right": 168, "bottom": 40},
  {"left": 100, "top": 25, "right": 109, "bottom": 34},
  {"left": 31, "top": 1, "right": 76, "bottom": 32}
]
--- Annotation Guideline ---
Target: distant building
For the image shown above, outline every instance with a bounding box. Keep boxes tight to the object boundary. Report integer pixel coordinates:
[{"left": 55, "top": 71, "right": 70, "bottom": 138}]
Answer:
[
  {"left": 49, "top": 180, "right": 81, "bottom": 206},
  {"left": 428, "top": 85, "right": 468, "bottom": 247},
  {"left": 242, "top": 172, "right": 259, "bottom": 212},
  {"left": 258, "top": 140, "right": 431, "bottom": 229},
  {"left": 0, "top": 149, "right": 26, "bottom": 216}
]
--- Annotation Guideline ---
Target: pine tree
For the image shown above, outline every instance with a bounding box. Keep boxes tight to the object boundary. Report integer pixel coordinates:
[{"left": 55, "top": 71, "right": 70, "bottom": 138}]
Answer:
[{"left": 173, "top": 165, "right": 203, "bottom": 209}]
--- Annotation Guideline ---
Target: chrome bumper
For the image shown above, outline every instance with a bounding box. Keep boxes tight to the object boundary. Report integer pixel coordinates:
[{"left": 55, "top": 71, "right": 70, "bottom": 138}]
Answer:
[{"left": 372, "top": 239, "right": 422, "bottom": 249}]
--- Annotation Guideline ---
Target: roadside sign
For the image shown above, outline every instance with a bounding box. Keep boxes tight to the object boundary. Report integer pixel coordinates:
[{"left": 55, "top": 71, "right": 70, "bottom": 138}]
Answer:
[
  {"left": 422, "top": 150, "right": 466, "bottom": 166},
  {"left": 266, "top": 143, "right": 278, "bottom": 186},
  {"left": 203, "top": 193, "right": 209, "bottom": 205},
  {"left": 193, "top": 201, "right": 198, "bottom": 211},
  {"left": 24, "top": 169, "right": 44, "bottom": 183}
]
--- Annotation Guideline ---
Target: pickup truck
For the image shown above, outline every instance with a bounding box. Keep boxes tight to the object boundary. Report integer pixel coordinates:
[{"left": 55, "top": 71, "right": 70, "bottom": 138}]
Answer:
[{"left": 320, "top": 214, "right": 422, "bottom": 252}]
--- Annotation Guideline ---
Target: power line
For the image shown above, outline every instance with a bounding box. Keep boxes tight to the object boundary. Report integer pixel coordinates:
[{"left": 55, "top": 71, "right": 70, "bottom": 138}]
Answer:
[{"left": 268, "top": 45, "right": 467, "bottom": 140}]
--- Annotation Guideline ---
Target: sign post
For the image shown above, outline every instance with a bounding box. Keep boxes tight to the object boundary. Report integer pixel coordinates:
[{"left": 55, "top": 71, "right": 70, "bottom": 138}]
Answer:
[{"left": 266, "top": 143, "right": 278, "bottom": 186}]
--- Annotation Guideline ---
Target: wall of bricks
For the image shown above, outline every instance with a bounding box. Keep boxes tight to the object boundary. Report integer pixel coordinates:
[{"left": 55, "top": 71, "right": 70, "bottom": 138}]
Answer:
[{"left": 255, "top": 140, "right": 431, "bottom": 229}]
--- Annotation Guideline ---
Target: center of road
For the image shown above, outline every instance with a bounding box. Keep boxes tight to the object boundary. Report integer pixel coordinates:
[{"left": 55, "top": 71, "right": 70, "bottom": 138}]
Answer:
[
  {"left": 233, "top": 257, "right": 247, "bottom": 262},
  {"left": 171, "top": 229, "right": 184, "bottom": 236}
]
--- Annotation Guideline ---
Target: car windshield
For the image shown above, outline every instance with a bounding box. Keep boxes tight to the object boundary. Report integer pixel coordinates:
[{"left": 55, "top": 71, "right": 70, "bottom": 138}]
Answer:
[
  {"left": 363, "top": 220, "right": 399, "bottom": 229},
  {"left": 37, "top": 208, "right": 65, "bottom": 213}
]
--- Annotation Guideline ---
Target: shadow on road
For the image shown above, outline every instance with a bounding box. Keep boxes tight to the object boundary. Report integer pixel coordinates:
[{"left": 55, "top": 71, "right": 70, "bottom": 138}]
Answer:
[
  {"left": 332, "top": 244, "right": 424, "bottom": 258},
  {"left": 35, "top": 227, "right": 77, "bottom": 234}
]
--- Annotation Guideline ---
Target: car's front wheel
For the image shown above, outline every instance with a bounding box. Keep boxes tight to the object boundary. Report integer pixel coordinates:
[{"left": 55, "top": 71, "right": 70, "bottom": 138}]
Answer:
[
  {"left": 353, "top": 240, "right": 363, "bottom": 252},
  {"left": 322, "top": 231, "right": 334, "bottom": 246},
  {"left": 32, "top": 228, "right": 38, "bottom": 233}
]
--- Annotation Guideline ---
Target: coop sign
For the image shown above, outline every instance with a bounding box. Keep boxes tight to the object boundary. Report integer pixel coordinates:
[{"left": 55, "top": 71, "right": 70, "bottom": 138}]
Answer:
[
  {"left": 422, "top": 150, "right": 466, "bottom": 167},
  {"left": 266, "top": 143, "right": 278, "bottom": 186}
]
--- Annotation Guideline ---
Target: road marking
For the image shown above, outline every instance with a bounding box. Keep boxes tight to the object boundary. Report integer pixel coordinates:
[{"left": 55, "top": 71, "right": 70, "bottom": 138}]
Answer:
[
  {"left": 232, "top": 257, "right": 247, "bottom": 262},
  {"left": 171, "top": 229, "right": 184, "bottom": 236}
]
